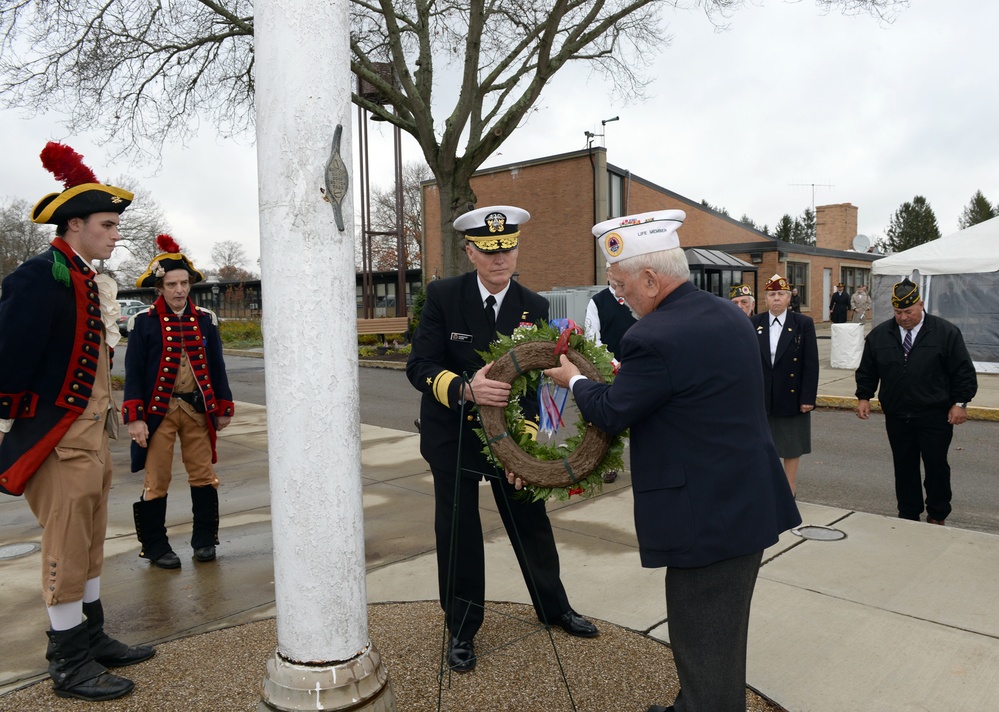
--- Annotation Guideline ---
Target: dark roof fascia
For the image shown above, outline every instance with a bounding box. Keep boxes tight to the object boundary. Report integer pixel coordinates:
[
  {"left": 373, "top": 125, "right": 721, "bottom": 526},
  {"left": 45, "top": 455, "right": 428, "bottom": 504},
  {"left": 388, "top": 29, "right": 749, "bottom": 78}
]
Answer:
[{"left": 710, "top": 241, "right": 883, "bottom": 263}]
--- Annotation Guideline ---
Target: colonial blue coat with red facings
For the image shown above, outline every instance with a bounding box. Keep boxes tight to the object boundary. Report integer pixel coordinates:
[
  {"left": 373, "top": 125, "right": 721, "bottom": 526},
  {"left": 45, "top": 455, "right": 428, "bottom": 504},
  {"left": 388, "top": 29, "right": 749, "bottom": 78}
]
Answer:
[
  {"left": 0, "top": 239, "right": 109, "bottom": 495},
  {"left": 121, "top": 296, "right": 234, "bottom": 472}
]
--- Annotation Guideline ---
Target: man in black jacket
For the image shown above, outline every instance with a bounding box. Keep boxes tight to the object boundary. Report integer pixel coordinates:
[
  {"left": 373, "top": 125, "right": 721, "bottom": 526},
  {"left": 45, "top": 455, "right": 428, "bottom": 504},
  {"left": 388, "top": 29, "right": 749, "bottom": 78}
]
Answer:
[
  {"left": 406, "top": 205, "right": 597, "bottom": 673},
  {"left": 855, "top": 278, "right": 977, "bottom": 524}
]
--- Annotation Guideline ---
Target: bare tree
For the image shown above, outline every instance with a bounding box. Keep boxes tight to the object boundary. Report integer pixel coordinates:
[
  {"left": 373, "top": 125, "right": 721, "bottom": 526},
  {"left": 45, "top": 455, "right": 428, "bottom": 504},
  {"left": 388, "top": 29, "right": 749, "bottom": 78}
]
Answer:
[
  {"left": 0, "top": 197, "right": 52, "bottom": 280},
  {"left": 104, "top": 177, "right": 172, "bottom": 285},
  {"left": 364, "top": 160, "right": 429, "bottom": 271},
  {"left": 211, "top": 238, "right": 255, "bottom": 280},
  {"left": 0, "top": 0, "right": 904, "bottom": 274},
  {"left": 0, "top": 0, "right": 255, "bottom": 162}
]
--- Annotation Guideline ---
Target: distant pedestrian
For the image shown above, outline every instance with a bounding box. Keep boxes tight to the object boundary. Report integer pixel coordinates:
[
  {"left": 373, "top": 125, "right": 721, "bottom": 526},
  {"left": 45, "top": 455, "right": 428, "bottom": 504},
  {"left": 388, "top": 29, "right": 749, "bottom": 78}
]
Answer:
[
  {"left": 729, "top": 283, "right": 755, "bottom": 317},
  {"left": 790, "top": 286, "right": 802, "bottom": 313},
  {"left": 124, "top": 235, "right": 235, "bottom": 569},
  {"left": 855, "top": 278, "right": 977, "bottom": 524},
  {"left": 851, "top": 284, "right": 872, "bottom": 322},
  {"left": 0, "top": 142, "right": 154, "bottom": 701},
  {"left": 829, "top": 283, "right": 851, "bottom": 323}
]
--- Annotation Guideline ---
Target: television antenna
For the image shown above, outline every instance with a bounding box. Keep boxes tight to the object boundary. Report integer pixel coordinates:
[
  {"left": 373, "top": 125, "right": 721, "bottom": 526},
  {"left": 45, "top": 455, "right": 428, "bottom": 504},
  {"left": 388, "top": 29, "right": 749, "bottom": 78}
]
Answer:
[
  {"left": 789, "top": 182, "right": 835, "bottom": 213},
  {"left": 584, "top": 116, "right": 620, "bottom": 150}
]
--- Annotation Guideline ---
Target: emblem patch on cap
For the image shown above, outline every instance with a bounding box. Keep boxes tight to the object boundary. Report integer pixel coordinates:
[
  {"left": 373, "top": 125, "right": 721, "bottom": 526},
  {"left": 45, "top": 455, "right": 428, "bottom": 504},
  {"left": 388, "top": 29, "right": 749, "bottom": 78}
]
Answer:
[
  {"left": 485, "top": 212, "right": 507, "bottom": 233},
  {"left": 604, "top": 232, "right": 624, "bottom": 258}
]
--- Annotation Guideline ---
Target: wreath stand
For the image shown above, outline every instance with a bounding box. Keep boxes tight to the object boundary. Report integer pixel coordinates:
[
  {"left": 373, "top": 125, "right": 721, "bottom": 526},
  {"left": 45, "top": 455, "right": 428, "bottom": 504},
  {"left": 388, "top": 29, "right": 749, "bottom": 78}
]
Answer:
[{"left": 436, "top": 374, "right": 584, "bottom": 712}]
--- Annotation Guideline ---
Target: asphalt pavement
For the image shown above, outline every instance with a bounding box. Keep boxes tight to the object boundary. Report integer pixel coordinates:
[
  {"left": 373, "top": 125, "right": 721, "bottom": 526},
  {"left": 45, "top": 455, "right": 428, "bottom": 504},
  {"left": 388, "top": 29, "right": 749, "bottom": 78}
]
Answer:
[{"left": 2, "top": 321, "right": 998, "bottom": 710}]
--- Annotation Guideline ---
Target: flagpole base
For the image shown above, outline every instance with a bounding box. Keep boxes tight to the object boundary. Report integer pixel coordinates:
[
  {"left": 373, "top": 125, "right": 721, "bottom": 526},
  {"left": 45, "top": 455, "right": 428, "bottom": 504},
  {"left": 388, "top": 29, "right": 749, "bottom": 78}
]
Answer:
[{"left": 258, "top": 642, "right": 396, "bottom": 711}]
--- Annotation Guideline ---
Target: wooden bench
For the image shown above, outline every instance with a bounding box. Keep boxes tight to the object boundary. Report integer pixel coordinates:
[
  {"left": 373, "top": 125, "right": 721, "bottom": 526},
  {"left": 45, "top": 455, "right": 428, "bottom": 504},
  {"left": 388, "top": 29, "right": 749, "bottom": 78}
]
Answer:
[{"left": 356, "top": 316, "right": 409, "bottom": 338}]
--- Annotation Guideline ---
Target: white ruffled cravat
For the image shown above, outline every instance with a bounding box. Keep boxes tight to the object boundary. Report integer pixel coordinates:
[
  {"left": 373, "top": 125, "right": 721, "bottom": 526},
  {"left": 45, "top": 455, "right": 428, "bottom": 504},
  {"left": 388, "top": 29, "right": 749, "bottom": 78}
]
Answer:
[{"left": 94, "top": 273, "right": 122, "bottom": 349}]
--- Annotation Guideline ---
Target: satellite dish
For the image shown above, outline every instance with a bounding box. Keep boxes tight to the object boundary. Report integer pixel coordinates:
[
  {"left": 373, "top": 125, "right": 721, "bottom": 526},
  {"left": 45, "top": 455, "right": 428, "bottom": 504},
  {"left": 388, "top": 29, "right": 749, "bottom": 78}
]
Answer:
[{"left": 852, "top": 234, "right": 872, "bottom": 252}]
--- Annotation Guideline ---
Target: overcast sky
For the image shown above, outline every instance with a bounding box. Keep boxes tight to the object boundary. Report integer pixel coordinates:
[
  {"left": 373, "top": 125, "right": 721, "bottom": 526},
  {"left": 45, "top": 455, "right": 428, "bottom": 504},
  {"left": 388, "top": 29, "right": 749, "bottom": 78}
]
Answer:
[{"left": 0, "top": 0, "right": 994, "bottom": 271}]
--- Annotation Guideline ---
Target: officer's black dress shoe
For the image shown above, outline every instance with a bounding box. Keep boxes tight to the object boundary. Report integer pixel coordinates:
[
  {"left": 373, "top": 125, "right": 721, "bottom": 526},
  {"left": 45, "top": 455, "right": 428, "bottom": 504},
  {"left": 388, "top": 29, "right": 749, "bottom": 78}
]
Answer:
[
  {"left": 557, "top": 610, "right": 599, "bottom": 637},
  {"left": 193, "top": 546, "right": 217, "bottom": 562},
  {"left": 150, "top": 551, "right": 181, "bottom": 569},
  {"left": 447, "top": 637, "right": 476, "bottom": 672},
  {"left": 646, "top": 706, "right": 674, "bottom": 712}
]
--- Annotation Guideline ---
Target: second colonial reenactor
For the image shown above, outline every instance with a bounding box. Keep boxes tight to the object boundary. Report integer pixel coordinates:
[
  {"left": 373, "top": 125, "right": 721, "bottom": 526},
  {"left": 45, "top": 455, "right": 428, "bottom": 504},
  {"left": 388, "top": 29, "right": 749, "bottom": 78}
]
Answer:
[{"left": 123, "top": 235, "right": 235, "bottom": 569}]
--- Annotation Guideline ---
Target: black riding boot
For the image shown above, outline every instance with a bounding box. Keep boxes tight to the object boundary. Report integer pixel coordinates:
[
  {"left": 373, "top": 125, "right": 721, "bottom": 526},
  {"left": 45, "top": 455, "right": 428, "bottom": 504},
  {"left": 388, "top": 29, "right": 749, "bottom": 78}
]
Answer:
[
  {"left": 190, "top": 485, "right": 219, "bottom": 562},
  {"left": 133, "top": 495, "right": 180, "bottom": 568},
  {"left": 82, "top": 600, "right": 155, "bottom": 667},
  {"left": 46, "top": 622, "right": 134, "bottom": 701}
]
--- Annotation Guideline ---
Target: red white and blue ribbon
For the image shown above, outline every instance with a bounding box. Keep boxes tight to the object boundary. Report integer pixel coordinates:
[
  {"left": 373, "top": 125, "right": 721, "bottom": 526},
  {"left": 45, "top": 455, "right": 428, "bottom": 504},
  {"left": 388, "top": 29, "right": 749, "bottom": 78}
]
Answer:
[{"left": 537, "top": 319, "right": 579, "bottom": 437}]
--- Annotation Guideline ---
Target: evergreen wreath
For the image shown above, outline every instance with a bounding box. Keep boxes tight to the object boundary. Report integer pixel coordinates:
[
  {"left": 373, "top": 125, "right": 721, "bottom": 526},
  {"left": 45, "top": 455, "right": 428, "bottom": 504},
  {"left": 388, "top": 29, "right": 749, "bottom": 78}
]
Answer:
[{"left": 475, "top": 321, "right": 626, "bottom": 502}]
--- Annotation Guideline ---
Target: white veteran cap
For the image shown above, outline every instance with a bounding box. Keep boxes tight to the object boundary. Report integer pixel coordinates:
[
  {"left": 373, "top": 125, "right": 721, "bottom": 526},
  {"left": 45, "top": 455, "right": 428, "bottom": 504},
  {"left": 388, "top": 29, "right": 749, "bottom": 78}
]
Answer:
[
  {"left": 454, "top": 205, "right": 530, "bottom": 253},
  {"left": 592, "top": 209, "right": 686, "bottom": 264}
]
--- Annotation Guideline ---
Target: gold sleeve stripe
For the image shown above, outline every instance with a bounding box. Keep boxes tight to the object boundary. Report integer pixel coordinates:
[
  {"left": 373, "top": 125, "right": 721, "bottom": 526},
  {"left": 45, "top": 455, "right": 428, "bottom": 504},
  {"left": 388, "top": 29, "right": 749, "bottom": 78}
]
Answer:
[{"left": 432, "top": 371, "right": 459, "bottom": 407}]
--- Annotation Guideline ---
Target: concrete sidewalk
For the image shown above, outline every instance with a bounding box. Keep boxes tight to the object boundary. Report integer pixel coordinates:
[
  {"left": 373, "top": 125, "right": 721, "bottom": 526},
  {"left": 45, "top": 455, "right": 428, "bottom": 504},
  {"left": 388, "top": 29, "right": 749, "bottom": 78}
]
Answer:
[{"left": 2, "top": 326, "right": 998, "bottom": 710}]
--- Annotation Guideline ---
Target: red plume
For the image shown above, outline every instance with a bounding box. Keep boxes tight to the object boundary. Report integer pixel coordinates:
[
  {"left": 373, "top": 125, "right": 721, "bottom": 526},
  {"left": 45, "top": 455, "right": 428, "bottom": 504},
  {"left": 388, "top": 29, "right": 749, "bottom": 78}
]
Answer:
[
  {"left": 156, "top": 234, "right": 183, "bottom": 254},
  {"left": 39, "top": 141, "right": 100, "bottom": 189}
]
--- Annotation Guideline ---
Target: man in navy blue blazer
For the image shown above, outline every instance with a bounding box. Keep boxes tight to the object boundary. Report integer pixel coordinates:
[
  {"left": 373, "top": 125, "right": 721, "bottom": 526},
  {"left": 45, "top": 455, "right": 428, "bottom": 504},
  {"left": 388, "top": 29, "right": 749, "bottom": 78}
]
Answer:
[{"left": 541, "top": 209, "right": 800, "bottom": 712}]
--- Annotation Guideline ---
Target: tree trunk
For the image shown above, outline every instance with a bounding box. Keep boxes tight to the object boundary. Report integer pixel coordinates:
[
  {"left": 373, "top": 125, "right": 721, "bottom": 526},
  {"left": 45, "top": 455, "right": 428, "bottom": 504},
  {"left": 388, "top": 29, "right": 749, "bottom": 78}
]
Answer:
[{"left": 435, "top": 172, "right": 477, "bottom": 278}]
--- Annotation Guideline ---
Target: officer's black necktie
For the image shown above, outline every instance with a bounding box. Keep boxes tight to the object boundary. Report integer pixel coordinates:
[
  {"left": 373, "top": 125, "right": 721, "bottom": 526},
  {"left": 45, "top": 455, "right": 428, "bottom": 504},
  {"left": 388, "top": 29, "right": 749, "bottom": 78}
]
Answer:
[
  {"left": 903, "top": 329, "right": 913, "bottom": 358},
  {"left": 484, "top": 295, "right": 496, "bottom": 332}
]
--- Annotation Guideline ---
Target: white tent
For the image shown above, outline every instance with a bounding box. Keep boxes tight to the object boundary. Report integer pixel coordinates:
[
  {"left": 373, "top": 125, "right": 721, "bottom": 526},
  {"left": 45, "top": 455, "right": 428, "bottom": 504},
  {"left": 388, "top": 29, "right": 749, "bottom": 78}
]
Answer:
[{"left": 871, "top": 216, "right": 999, "bottom": 372}]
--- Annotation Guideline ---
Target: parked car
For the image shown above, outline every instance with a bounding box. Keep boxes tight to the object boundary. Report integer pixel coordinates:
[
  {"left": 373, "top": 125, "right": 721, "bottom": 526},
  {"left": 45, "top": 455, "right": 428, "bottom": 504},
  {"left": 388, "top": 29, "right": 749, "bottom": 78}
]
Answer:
[
  {"left": 117, "top": 298, "right": 144, "bottom": 310},
  {"left": 117, "top": 304, "right": 149, "bottom": 336}
]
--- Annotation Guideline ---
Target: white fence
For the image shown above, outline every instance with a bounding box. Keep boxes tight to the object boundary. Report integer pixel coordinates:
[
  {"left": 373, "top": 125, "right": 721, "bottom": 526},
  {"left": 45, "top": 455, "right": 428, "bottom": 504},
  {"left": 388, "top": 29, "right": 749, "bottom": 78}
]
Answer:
[{"left": 539, "top": 285, "right": 606, "bottom": 327}]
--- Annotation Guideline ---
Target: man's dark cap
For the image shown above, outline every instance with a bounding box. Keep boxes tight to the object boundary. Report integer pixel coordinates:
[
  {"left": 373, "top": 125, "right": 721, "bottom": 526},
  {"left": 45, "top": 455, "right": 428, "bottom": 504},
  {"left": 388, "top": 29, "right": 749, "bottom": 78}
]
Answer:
[{"left": 891, "top": 278, "right": 921, "bottom": 308}]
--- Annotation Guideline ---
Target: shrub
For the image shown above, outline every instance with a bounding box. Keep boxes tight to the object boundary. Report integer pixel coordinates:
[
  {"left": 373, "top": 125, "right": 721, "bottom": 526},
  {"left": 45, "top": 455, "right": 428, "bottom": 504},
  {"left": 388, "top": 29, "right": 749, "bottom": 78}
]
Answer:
[{"left": 219, "top": 319, "right": 263, "bottom": 348}]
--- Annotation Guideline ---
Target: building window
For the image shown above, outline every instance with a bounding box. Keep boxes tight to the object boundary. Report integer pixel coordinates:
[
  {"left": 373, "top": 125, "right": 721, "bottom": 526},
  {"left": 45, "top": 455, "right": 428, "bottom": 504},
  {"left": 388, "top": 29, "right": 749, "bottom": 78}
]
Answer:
[
  {"left": 786, "top": 262, "right": 809, "bottom": 307},
  {"left": 608, "top": 173, "right": 624, "bottom": 219},
  {"left": 840, "top": 267, "right": 871, "bottom": 294}
]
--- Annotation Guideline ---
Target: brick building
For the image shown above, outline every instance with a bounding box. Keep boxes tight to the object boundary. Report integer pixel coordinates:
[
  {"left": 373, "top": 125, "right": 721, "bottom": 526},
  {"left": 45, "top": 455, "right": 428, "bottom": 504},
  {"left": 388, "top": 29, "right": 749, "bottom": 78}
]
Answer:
[{"left": 421, "top": 148, "right": 880, "bottom": 320}]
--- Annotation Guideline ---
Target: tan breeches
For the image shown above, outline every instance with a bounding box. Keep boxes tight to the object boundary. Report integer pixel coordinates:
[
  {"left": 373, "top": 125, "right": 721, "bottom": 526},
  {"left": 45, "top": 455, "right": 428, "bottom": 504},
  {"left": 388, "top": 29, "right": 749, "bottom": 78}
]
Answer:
[
  {"left": 23, "top": 437, "right": 112, "bottom": 605},
  {"left": 142, "top": 406, "right": 217, "bottom": 500}
]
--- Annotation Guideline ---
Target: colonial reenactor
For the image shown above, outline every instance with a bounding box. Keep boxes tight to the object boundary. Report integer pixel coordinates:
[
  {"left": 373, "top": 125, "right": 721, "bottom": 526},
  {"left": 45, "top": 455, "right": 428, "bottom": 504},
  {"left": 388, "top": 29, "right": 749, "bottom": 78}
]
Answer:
[
  {"left": 406, "top": 205, "right": 598, "bottom": 673},
  {"left": 856, "top": 277, "right": 978, "bottom": 524},
  {"left": 0, "top": 142, "right": 154, "bottom": 701},
  {"left": 123, "top": 235, "right": 235, "bottom": 568}
]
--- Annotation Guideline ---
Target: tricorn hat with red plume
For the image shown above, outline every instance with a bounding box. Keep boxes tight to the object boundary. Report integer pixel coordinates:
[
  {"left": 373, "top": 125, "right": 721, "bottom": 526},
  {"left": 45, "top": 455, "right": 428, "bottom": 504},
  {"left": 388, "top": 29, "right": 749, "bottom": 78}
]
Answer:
[
  {"left": 136, "top": 234, "right": 205, "bottom": 288},
  {"left": 31, "top": 142, "right": 133, "bottom": 225}
]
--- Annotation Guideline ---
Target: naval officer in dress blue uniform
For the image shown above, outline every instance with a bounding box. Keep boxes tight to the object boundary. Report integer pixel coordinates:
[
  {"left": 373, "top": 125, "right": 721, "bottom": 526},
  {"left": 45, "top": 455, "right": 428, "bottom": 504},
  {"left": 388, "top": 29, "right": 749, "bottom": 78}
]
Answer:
[{"left": 406, "top": 205, "right": 598, "bottom": 673}]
